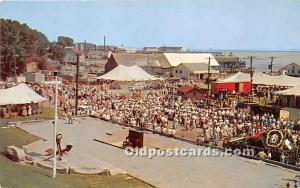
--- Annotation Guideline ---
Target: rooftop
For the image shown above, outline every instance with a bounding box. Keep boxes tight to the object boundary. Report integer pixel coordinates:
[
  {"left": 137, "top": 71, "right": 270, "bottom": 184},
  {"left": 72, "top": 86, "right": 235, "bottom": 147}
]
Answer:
[
  {"left": 111, "top": 53, "right": 171, "bottom": 68},
  {"left": 177, "top": 85, "right": 194, "bottom": 93},
  {"left": 164, "top": 53, "right": 219, "bottom": 67},
  {"left": 180, "top": 63, "right": 219, "bottom": 74}
]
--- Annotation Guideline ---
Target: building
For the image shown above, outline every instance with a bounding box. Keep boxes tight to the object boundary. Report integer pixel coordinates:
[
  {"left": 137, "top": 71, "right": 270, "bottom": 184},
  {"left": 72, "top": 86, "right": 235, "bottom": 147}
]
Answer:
[
  {"left": 173, "top": 63, "right": 219, "bottom": 80},
  {"left": 163, "top": 53, "right": 219, "bottom": 67},
  {"left": 86, "top": 49, "right": 107, "bottom": 59},
  {"left": 97, "top": 45, "right": 117, "bottom": 51},
  {"left": 25, "top": 61, "right": 38, "bottom": 73},
  {"left": 177, "top": 85, "right": 207, "bottom": 100},
  {"left": 143, "top": 47, "right": 158, "bottom": 53},
  {"left": 211, "top": 72, "right": 252, "bottom": 94},
  {"left": 105, "top": 53, "right": 171, "bottom": 76},
  {"left": 24, "top": 72, "right": 45, "bottom": 83},
  {"left": 277, "top": 85, "right": 300, "bottom": 109},
  {"left": 158, "top": 46, "right": 186, "bottom": 53},
  {"left": 213, "top": 53, "right": 246, "bottom": 72},
  {"left": 104, "top": 53, "right": 219, "bottom": 77},
  {"left": 47, "top": 59, "right": 61, "bottom": 70},
  {"left": 279, "top": 62, "right": 300, "bottom": 77},
  {"left": 63, "top": 47, "right": 85, "bottom": 65},
  {"left": 84, "top": 58, "right": 107, "bottom": 74}
]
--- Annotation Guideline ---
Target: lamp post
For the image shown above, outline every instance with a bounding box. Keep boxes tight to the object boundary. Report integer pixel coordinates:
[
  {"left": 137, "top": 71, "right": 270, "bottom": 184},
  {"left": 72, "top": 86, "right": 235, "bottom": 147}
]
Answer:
[{"left": 53, "top": 74, "right": 58, "bottom": 178}]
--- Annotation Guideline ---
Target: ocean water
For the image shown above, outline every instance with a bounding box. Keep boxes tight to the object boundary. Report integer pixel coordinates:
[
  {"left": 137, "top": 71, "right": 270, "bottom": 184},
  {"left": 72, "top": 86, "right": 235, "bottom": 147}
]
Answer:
[{"left": 223, "top": 51, "right": 300, "bottom": 71}]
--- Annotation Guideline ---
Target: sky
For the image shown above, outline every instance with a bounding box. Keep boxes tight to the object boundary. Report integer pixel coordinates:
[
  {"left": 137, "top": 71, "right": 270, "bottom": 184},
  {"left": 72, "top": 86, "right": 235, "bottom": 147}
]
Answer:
[{"left": 0, "top": 0, "right": 300, "bottom": 50}]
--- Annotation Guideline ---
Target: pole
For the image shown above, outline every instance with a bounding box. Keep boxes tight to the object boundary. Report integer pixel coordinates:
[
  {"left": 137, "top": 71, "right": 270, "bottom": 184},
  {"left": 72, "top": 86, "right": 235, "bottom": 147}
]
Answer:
[
  {"left": 104, "top": 35, "right": 106, "bottom": 51},
  {"left": 207, "top": 57, "right": 211, "bottom": 97},
  {"left": 269, "top": 56, "right": 275, "bottom": 75},
  {"left": 75, "top": 53, "right": 79, "bottom": 115},
  {"left": 249, "top": 56, "right": 254, "bottom": 101},
  {"left": 53, "top": 75, "right": 58, "bottom": 178},
  {"left": 147, "top": 53, "right": 150, "bottom": 73}
]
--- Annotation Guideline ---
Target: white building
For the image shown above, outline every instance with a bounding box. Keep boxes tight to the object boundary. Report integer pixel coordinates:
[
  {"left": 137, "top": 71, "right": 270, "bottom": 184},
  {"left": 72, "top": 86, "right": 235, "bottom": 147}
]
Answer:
[
  {"left": 143, "top": 47, "right": 158, "bottom": 52},
  {"left": 63, "top": 47, "right": 85, "bottom": 64},
  {"left": 279, "top": 62, "right": 300, "bottom": 77},
  {"left": 158, "top": 46, "right": 186, "bottom": 53},
  {"left": 173, "top": 63, "right": 219, "bottom": 80}
]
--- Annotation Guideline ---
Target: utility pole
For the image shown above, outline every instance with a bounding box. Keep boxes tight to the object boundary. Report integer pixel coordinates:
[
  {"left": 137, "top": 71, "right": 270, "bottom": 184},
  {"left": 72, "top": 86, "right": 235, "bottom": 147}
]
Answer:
[
  {"left": 103, "top": 35, "right": 106, "bottom": 51},
  {"left": 249, "top": 56, "right": 254, "bottom": 101},
  {"left": 269, "top": 56, "right": 275, "bottom": 75},
  {"left": 207, "top": 57, "right": 211, "bottom": 97},
  {"left": 75, "top": 52, "right": 80, "bottom": 115},
  {"left": 206, "top": 57, "right": 215, "bottom": 145},
  {"left": 147, "top": 53, "right": 150, "bottom": 73}
]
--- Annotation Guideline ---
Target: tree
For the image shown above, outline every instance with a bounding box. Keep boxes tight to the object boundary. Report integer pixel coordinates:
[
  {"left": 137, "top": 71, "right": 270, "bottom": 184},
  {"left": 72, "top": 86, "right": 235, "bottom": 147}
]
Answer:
[
  {"left": 0, "top": 19, "right": 50, "bottom": 79},
  {"left": 48, "top": 43, "right": 65, "bottom": 62},
  {"left": 36, "top": 56, "right": 48, "bottom": 70},
  {"left": 57, "top": 36, "right": 74, "bottom": 47}
]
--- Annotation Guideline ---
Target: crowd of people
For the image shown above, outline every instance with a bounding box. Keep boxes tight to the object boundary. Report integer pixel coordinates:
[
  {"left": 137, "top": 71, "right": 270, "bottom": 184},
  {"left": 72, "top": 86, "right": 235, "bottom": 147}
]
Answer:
[{"left": 3, "top": 80, "right": 300, "bottom": 165}]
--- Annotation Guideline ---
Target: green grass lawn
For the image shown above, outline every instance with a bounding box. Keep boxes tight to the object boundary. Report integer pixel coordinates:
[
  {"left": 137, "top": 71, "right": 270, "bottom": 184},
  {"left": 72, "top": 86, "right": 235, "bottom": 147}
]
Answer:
[{"left": 0, "top": 127, "right": 152, "bottom": 188}]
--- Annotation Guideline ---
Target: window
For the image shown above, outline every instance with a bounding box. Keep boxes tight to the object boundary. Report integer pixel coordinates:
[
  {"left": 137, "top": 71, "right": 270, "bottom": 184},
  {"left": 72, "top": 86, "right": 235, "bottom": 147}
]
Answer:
[
  {"left": 179, "top": 70, "right": 182, "bottom": 73},
  {"left": 298, "top": 70, "right": 300, "bottom": 74},
  {"left": 292, "top": 69, "right": 295, "bottom": 73},
  {"left": 175, "top": 70, "right": 178, "bottom": 73}
]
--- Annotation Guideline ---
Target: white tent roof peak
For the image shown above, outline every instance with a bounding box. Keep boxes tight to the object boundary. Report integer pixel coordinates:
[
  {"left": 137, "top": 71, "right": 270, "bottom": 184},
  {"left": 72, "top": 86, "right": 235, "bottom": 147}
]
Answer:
[
  {"left": 276, "top": 84, "right": 300, "bottom": 96},
  {"left": 216, "top": 72, "right": 250, "bottom": 83},
  {"left": 96, "top": 65, "right": 162, "bottom": 81},
  {"left": 0, "top": 83, "right": 47, "bottom": 105},
  {"left": 216, "top": 72, "right": 300, "bottom": 86}
]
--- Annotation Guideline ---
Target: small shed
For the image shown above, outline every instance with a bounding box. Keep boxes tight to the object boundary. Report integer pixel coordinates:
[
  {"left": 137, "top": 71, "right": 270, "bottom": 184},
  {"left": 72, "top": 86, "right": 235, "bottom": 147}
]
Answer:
[{"left": 177, "top": 85, "right": 207, "bottom": 100}]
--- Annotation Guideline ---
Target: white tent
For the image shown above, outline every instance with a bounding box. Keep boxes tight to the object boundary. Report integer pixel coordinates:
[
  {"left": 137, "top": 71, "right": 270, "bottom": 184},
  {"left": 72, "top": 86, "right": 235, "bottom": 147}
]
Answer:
[
  {"left": 96, "top": 65, "right": 162, "bottom": 81},
  {"left": 275, "top": 85, "right": 300, "bottom": 96},
  {"left": 215, "top": 72, "right": 250, "bottom": 83},
  {"left": 253, "top": 73, "right": 300, "bottom": 87},
  {"left": 0, "top": 83, "right": 47, "bottom": 105},
  {"left": 216, "top": 72, "right": 300, "bottom": 86}
]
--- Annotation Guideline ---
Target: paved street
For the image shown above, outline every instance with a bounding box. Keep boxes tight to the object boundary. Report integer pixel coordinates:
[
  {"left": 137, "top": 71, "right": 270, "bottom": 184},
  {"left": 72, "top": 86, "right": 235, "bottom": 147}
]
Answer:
[{"left": 20, "top": 117, "right": 298, "bottom": 188}]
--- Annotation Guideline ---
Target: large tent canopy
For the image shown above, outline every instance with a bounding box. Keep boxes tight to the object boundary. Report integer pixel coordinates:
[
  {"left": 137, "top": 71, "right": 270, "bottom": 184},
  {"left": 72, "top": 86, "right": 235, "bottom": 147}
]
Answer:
[
  {"left": 215, "top": 72, "right": 250, "bottom": 83},
  {"left": 97, "top": 65, "right": 162, "bottom": 81},
  {"left": 215, "top": 72, "right": 300, "bottom": 87},
  {"left": 0, "top": 83, "right": 47, "bottom": 105},
  {"left": 275, "top": 85, "right": 300, "bottom": 96}
]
